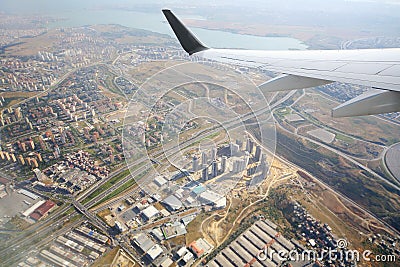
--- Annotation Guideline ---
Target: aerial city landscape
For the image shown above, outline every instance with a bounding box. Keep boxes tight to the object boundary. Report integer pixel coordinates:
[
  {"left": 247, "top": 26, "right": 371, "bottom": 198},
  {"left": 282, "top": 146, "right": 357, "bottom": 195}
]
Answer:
[{"left": 0, "top": 1, "right": 399, "bottom": 267}]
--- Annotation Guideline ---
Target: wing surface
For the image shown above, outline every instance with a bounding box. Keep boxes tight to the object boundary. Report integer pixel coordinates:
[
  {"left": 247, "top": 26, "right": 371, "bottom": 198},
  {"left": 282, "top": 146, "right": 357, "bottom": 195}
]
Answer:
[{"left": 162, "top": 9, "right": 400, "bottom": 117}]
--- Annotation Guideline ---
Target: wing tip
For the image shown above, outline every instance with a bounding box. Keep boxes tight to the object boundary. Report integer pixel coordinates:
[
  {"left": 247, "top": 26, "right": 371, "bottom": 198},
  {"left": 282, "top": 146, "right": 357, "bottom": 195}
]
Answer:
[{"left": 162, "top": 9, "right": 208, "bottom": 55}]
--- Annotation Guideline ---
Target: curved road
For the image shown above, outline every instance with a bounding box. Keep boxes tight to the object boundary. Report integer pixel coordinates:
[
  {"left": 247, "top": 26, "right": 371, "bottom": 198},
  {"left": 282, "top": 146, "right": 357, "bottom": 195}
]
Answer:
[{"left": 384, "top": 142, "right": 400, "bottom": 183}]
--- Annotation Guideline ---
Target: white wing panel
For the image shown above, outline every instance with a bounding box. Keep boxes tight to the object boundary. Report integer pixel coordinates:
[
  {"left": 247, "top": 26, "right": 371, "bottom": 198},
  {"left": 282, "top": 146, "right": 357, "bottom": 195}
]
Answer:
[
  {"left": 271, "top": 60, "right": 346, "bottom": 71},
  {"left": 199, "top": 48, "right": 400, "bottom": 91},
  {"left": 379, "top": 65, "right": 400, "bottom": 77},
  {"left": 334, "top": 63, "right": 394, "bottom": 75}
]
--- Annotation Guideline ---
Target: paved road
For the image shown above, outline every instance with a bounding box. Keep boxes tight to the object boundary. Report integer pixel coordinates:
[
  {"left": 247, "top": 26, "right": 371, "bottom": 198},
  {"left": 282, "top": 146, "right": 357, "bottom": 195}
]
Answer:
[
  {"left": 385, "top": 143, "right": 400, "bottom": 183},
  {"left": 3, "top": 84, "right": 398, "bottom": 265},
  {"left": 276, "top": 116, "right": 400, "bottom": 191}
]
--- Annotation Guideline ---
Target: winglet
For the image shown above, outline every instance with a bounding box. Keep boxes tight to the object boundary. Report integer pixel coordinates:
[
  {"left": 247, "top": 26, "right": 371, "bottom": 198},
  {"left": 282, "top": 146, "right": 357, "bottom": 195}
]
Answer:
[{"left": 162, "top": 9, "right": 208, "bottom": 55}]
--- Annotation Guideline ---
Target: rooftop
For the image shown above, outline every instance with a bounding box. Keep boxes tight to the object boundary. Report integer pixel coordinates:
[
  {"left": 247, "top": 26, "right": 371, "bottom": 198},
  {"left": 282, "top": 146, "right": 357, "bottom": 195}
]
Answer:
[
  {"left": 29, "top": 200, "right": 56, "bottom": 220},
  {"left": 146, "top": 244, "right": 163, "bottom": 261},
  {"left": 162, "top": 195, "right": 182, "bottom": 211},
  {"left": 192, "top": 185, "right": 206, "bottom": 195},
  {"left": 142, "top": 205, "right": 159, "bottom": 220},
  {"left": 199, "top": 190, "right": 224, "bottom": 204},
  {"left": 154, "top": 176, "right": 167, "bottom": 187},
  {"left": 159, "top": 257, "right": 173, "bottom": 267},
  {"left": 35, "top": 200, "right": 55, "bottom": 215},
  {"left": 133, "top": 233, "right": 155, "bottom": 253},
  {"left": 189, "top": 240, "right": 205, "bottom": 257}
]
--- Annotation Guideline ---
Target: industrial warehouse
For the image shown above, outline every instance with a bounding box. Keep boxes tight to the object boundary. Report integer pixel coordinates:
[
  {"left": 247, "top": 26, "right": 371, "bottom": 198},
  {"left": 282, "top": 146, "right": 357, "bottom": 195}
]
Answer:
[
  {"left": 17, "top": 224, "right": 109, "bottom": 267},
  {"left": 207, "top": 219, "right": 306, "bottom": 267}
]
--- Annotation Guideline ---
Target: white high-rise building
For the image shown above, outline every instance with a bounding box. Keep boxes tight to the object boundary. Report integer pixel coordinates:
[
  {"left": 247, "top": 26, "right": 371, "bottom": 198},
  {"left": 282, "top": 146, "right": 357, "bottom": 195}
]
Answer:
[
  {"left": 255, "top": 145, "right": 262, "bottom": 161},
  {"left": 232, "top": 158, "right": 246, "bottom": 173},
  {"left": 246, "top": 138, "right": 253, "bottom": 153},
  {"left": 192, "top": 156, "right": 199, "bottom": 172},
  {"left": 202, "top": 165, "right": 208, "bottom": 180},
  {"left": 229, "top": 142, "right": 240, "bottom": 156},
  {"left": 221, "top": 156, "right": 227, "bottom": 173},
  {"left": 212, "top": 160, "right": 218, "bottom": 177},
  {"left": 201, "top": 151, "right": 207, "bottom": 166},
  {"left": 211, "top": 147, "right": 217, "bottom": 162},
  {"left": 244, "top": 151, "right": 250, "bottom": 167}
]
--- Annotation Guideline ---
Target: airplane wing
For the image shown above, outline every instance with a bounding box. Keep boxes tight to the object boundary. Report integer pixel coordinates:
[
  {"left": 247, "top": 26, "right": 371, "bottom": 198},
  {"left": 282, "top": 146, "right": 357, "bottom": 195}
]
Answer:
[{"left": 162, "top": 9, "right": 400, "bottom": 117}]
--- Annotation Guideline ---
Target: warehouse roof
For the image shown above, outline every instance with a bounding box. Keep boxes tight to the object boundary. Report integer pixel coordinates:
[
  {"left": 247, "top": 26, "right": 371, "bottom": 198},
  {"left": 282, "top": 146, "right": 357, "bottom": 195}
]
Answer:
[
  {"left": 146, "top": 244, "right": 163, "bottom": 260},
  {"left": 162, "top": 195, "right": 182, "bottom": 211},
  {"left": 142, "top": 205, "right": 159, "bottom": 220},
  {"left": 133, "top": 233, "right": 155, "bottom": 253}
]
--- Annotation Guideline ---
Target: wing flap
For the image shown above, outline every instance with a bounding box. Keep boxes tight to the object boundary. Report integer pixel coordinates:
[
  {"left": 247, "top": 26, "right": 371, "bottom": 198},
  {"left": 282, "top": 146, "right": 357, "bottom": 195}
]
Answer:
[
  {"left": 259, "top": 74, "right": 332, "bottom": 92},
  {"left": 332, "top": 89, "right": 400, "bottom": 117}
]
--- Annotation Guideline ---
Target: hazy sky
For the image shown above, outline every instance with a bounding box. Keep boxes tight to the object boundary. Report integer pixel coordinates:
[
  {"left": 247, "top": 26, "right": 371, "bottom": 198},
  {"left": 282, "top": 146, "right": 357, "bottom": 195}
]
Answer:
[
  {"left": 2, "top": 0, "right": 400, "bottom": 13},
  {"left": 346, "top": 0, "right": 400, "bottom": 3},
  {"left": 1, "top": 0, "right": 399, "bottom": 35}
]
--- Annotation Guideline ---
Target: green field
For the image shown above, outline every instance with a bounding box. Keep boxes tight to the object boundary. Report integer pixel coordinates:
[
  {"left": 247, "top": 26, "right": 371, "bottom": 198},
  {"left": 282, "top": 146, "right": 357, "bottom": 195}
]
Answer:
[{"left": 82, "top": 169, "right": 131, "bottom": 205}]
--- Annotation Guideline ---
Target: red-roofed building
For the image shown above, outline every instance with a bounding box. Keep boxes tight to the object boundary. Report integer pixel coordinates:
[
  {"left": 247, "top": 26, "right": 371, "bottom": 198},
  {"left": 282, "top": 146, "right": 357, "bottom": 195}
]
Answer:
[
  {"left": 29, "top": 212, "right": 42, "bottom": 221},
  {"left": 0, "top": 177, "right": 9, "bottom": 185},
  {"left": 188, "top": 241, "right": 204, "bottom": 258},
  {"left": 29, "top": 200, "right": 56, "bottom": 221}
]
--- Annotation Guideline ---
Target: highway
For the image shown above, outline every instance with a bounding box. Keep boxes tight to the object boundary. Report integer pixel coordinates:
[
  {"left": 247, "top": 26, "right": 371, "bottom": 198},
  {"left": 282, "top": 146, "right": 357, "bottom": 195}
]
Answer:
[
  {"left": 273, "top": 109, "right": 400, "bottom": 191},
  {"left": 0, "top": 203, "right": 73, "bottom": 256},
  {"left": 80, "top": 83, "right": 295, "bottom": 214},
  {"left": 3, "top": 85, "right": 399, "bottom": 265},
  {"left": 1, "top": 218, "right": 85, "bottom": 266},
  {"left": 80, "top": 80, "right": 296, "bottom": 208}
]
